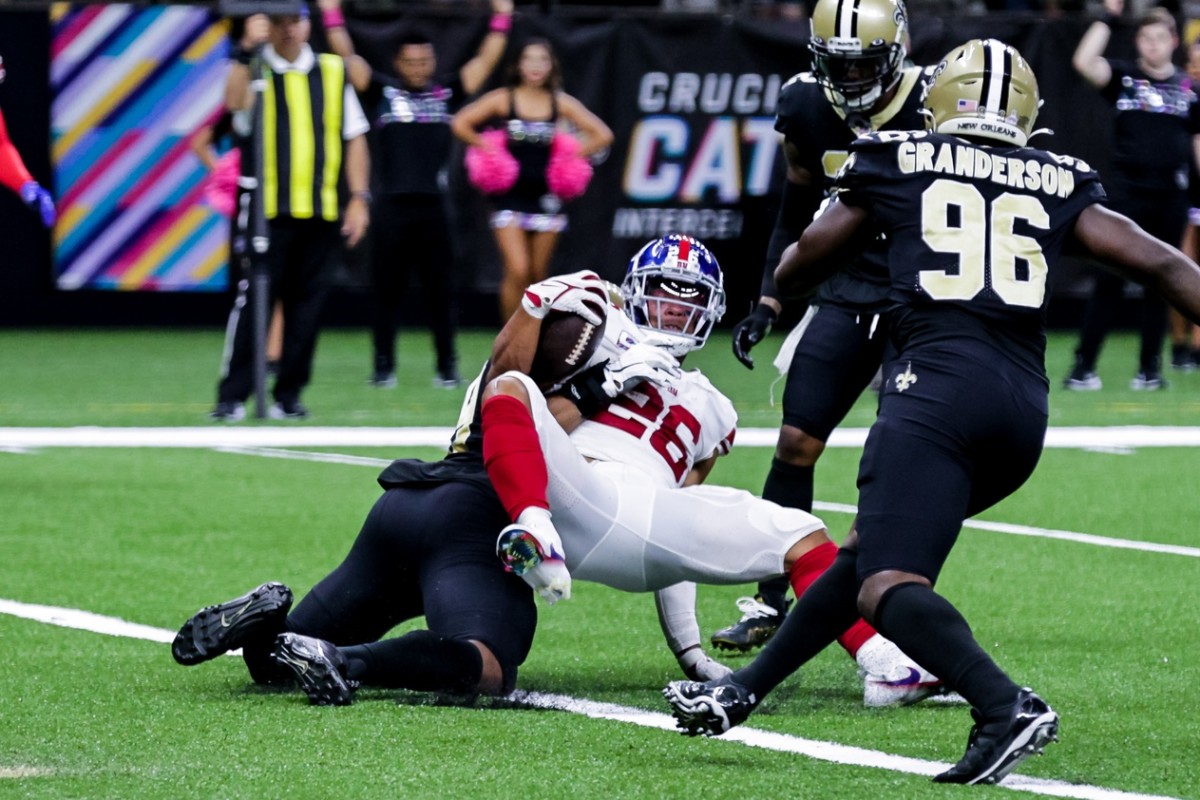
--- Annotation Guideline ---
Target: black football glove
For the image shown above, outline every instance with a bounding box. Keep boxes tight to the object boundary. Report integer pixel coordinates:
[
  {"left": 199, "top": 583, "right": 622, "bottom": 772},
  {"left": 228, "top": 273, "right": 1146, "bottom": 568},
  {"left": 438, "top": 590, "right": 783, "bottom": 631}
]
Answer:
[
  {"left": 732, "top": 303, "right": 778, "bottom": 369},
  {"left": 553, "top": 360, "right": 613, "bottom": 417}
]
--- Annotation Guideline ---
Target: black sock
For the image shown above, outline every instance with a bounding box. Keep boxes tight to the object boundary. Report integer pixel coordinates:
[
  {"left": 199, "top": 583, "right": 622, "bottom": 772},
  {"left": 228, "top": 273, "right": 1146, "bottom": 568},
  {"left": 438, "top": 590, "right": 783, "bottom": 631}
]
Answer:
[
  {"left": 736, "top": 549, "right": 860, "bottom": 698},
  {"left": 874, "top": 583, "right": 1020, "bottom": 719},
  {"left": 341, "top": 630, "right": 483, "bottom": 694},
  {"left": 762, "top": 457, "right": 815, "bottom": 512},
  {"left": 756, "top": 458, "right": 816, "bottom": 610}
]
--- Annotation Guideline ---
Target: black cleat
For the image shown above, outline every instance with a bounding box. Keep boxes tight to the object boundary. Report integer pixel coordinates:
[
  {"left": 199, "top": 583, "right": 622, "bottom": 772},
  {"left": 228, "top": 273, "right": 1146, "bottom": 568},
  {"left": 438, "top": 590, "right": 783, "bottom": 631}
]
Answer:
[
  {"left": 663, "top": 676, "right": 758, "bottom": 737},
  {"left": 710, "top": 595, "right": 786, "bottom": 652},
  {"left": 933, "top": 689, "right": 1059, "bottom": 785},
  {"left": 271, "top": 633, "right": 358, "bottom": 706},
  {"left": 172, "top": 582, "right": 293, "bottom": 666}
]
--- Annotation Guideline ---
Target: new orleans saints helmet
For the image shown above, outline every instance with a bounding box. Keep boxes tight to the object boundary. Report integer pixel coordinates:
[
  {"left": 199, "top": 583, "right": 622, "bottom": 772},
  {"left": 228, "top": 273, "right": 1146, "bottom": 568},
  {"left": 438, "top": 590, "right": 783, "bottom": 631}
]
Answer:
[
  {"left": 808, "top": 0, "right": 908, "bottom": 112},
  {"left": 922, "top": 39, "right": 1042, "bottom": 147}
]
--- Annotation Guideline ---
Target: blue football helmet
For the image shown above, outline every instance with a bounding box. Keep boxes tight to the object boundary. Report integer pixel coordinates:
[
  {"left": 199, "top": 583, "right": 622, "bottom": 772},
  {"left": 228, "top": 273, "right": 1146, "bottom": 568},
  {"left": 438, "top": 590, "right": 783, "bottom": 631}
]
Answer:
[{"left": 621, "top": 234, "right": 726, "bottom": 357}]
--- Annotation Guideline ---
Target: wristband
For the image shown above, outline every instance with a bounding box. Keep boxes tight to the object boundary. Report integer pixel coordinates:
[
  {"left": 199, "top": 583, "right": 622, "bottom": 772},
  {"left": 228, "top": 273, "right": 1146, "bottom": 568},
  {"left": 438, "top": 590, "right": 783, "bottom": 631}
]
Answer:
[
  {"left": 554, "top": 360, "right": 612, "bottom": 418},
  {"left": 351, "top": 190, "right": 372, "bottom": 204},
  {"left": 489, "top": 13, "right": 512, "bottom": 34},
  {"left": 322, "top": 7, "right": 345, "bottom": 28}
]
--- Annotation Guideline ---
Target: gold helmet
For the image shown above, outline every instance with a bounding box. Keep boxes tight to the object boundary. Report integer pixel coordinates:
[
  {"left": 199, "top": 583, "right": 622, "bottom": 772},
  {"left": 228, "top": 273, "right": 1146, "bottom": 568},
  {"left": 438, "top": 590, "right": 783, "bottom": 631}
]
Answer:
[
  {"left": 922, "top": 39, "right": 1042, "bottom": 147},
  {"left": 809, "top": 0, "right": 908, "bottom": 112}
]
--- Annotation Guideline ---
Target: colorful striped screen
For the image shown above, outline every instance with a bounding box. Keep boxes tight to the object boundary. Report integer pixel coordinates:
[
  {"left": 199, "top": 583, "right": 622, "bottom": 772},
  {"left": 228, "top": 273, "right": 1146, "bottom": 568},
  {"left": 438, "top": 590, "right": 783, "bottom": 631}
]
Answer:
[{"left": 51, "top": 4, "right": 232, "bottom": 292}]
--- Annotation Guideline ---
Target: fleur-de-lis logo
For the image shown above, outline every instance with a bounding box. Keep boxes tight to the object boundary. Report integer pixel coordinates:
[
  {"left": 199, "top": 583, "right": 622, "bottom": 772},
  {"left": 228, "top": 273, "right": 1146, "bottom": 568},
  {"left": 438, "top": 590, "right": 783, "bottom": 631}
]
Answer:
[{"left": 895, "top": 363, "right": 918, "bottom": 392}]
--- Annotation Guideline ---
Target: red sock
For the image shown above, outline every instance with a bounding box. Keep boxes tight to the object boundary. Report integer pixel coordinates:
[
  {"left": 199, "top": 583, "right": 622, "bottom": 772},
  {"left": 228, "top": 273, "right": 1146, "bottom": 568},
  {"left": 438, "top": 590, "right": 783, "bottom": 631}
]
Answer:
[
  {"left": 787, "top": 540, "right": 879, "bottom": 659},
  {"left": 481, "top": 394, "right": 549, "bottom": 521}
]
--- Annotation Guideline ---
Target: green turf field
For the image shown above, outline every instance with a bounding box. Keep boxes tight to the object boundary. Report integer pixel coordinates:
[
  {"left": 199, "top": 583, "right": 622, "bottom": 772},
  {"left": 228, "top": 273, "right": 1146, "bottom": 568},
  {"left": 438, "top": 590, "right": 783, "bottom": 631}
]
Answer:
[{"left": 0, "top": 328, "right": 1196, "bottom": 799}]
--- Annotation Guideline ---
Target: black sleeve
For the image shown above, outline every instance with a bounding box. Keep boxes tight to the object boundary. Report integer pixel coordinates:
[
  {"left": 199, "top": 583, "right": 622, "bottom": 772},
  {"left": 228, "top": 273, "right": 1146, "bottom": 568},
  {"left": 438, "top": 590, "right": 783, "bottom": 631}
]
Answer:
[
  {"left": 361, "top": 73, "right": 389, "bottom": 110},
  {"left": 445, "top": 73, "right": 468, "bottom": 112},
  {"left": 211, "top": 111, "right": 234, "bottom": 141},
  {"left": 760, "top": 173, "right": 825, "bottom": 301},
  {"left": 1098, "top": 59, "right": 1127, "bottom": 104}
]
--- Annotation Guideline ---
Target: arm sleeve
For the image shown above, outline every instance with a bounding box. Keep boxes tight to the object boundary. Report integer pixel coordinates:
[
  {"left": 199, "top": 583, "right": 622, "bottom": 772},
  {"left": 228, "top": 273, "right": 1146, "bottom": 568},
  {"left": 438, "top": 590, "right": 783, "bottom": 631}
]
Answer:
[
  {"left": 654, "top": 581, "right": 701, "bottom": 655},
  {"left": 342, "top": 84, "right": 370, "bottom": 140},
  {"left": 0, "top": 107, "right": 35, "bottom": 194},
  {"left": 760, "top": 177, "right": 825, "bottom": 300}
]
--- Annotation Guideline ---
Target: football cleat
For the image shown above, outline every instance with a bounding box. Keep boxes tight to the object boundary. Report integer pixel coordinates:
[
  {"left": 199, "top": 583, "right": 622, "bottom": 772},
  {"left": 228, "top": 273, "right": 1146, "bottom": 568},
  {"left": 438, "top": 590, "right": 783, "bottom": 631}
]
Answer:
[
  {"left": 497, "top": 523, "right": 572, "bottom": 604},
  {"left": 856, "top": 634, "right": 952, "bottom": 708},
  {"left": 862, "top": 663, "right": 953, "bottom": 708},
  {"left": 710, "top": 595, "right": 786, "bottom": 652},
  {"left": 172, "top": 582, "right": 293, "bottom": 666},
  {"left": 662, "top": 676, "right": 758, "bottom": 737},
  {"left": 933, "top": 689, "right": 1059, "bottom": 785},
  {"left": 1130, "top": 372, "right": 1166, "bottom": 391},
  {"left": 497, "top": 525, "right": 550, "bottom": 576},
  {"left": 270, "top": 633, "right": 359, "bottom": 706},
  {"left": 1063, "top": 362, "right": 1101, "bottom": 391}
]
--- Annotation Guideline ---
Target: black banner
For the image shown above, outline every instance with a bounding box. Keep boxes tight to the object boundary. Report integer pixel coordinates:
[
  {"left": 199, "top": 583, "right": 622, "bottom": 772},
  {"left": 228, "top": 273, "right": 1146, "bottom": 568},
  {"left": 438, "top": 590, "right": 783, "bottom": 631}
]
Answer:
[
  {"left": 346, "top": 10, "right": 1110, "bottom": 318},
  {"left": 0, "top": 7, "right": 1127, "bottom": 325}
]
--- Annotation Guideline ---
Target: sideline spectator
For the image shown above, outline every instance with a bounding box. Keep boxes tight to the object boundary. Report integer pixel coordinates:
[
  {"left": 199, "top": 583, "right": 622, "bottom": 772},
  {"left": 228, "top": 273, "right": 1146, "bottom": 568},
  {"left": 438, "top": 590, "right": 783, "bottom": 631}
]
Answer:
[
  {"left": 192, "top": 106, "right": 285, "bottom": 375},
  {"left": 210, "top": 8, "right": 371, "bottom": 422},
  {"left": 319, "top": 0, "right": 514, "bottom": 390},
  {"left": 451, "top": 38, "right": 613, "bottom": 322},
  {"left": 1064, "top": 0, "right": 1200, "bottom": 391},
  {"left": 0, "top": 54, "right": 55, "bottom": 228},
  {"left": 1170, "top": 33, "right": 1200, "bottom": 369}
]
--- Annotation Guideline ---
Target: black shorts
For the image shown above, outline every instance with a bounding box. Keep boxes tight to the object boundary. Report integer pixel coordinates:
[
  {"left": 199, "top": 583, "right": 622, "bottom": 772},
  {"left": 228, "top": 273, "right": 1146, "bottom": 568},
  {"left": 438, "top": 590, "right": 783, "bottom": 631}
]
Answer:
[
  {"left": 287, "top": 480, "right": 537, "bottom": 683},
  {"left": 854, "top": 350, "right": 1047, "bottom": 583},
  {"left": 781, "top": 305, "right": 891, "bottom": 441}
]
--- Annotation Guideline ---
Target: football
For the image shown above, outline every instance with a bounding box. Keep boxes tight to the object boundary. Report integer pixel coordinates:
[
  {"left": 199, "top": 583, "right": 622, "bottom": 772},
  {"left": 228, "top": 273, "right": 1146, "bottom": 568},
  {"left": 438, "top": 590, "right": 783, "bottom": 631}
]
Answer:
[{"left": 530, "top": 310, "right": 606, "bottom": 389}]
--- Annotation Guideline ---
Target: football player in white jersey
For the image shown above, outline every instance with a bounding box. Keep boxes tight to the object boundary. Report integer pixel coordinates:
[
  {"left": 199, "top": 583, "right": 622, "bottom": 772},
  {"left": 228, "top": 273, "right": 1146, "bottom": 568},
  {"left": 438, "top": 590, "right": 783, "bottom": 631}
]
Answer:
[{"left": 476, "top": 234, "right": 944, "bottom": 701}]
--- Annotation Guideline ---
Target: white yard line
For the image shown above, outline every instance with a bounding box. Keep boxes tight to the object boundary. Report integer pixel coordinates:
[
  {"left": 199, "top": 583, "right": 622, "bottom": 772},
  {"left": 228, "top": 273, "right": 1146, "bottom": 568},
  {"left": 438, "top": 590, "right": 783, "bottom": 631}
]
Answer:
[
  {"left": 4, "top": 426, "right": 1194, "bottom": 560},
  {"left": 217, "top": 448, "right": 1200, "bottom": 561},
  {"left": 7, "top": 425, "right": 1200, "bottom": 449},
  {"left": 0, "top": 598, "right": 1183, "bottom": 800}
]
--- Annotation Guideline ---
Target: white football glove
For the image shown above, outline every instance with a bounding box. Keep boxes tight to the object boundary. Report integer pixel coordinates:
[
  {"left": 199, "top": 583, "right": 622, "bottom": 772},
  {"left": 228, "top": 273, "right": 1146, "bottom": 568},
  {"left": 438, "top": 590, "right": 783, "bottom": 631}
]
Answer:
[
  {"left": 496, "top": 507, "right": 572, "bottom": 605},
  {"left": 521, "top": 271, "right": 607, "bottom": 326},
  {"left": 601, "top": 342, "right": 681, "bottom": 397},
  {"left": 676, "top": 646, "right": 733, "bottom": 682}
]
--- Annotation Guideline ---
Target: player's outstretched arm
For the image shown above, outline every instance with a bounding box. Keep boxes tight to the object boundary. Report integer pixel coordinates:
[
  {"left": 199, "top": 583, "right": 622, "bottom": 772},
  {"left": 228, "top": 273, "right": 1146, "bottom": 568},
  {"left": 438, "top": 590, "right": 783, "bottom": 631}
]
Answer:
[
  {"left": 775, "top": 197, "right": 869, "bottom": 296},
  {"left": 1075, "top": 203, "right": 1200, "bottom": 325},
  {"left": 316, "top": 0, "right": 372, "bottom": 92}
]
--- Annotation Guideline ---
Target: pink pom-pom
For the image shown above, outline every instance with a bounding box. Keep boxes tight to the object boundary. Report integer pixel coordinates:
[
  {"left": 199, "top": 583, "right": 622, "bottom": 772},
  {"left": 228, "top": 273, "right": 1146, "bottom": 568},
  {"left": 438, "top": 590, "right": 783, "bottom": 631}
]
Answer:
[
  {"left": 203, "top": 148, "right": 241, "bottom": 217},
  {"left": 465, "top": 129, "right": 518, "bottom": 195},
  {"left": 546, "top": 133, "right": 593, "bottom": 201}
]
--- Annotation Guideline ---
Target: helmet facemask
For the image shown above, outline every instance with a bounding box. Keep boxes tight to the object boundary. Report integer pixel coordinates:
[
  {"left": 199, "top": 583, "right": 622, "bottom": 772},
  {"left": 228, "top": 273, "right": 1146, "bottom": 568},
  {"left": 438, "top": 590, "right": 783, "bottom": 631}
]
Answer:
[
  {"left": 621, "top": 236, "right": 727, "bottom": 357},
  {"left": 809, "top": 0, "right": 908, "bottom": 113}
]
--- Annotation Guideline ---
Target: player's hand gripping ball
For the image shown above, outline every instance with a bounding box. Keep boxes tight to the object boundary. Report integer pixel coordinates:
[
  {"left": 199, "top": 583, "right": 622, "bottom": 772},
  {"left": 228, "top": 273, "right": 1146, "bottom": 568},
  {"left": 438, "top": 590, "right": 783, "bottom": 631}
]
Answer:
[{"left": 530, "top": 310, "right": 606, "bottom": 390}]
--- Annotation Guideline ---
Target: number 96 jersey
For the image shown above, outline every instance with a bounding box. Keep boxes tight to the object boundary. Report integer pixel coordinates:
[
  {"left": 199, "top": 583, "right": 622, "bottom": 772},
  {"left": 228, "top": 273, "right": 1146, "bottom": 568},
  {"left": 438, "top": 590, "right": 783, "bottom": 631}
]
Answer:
[{"left": 835, "top": 130, "right": 1106, "bottom": 372}]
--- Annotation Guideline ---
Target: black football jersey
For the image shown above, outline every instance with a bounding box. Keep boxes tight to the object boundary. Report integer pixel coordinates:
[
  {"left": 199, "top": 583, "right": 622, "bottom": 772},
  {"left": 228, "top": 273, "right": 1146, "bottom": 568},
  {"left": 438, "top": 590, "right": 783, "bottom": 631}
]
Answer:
[
  {"left": 375, "top": 360, "right": 490, "bottom": 490},
  {"left": 775, "top": 65, "right": 932, "bottom": 310},
  {"left": 835, "top": 130, "right": 1107, "bottom": 375}
]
